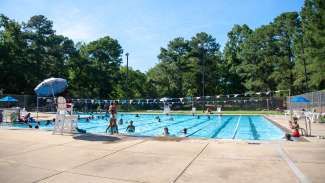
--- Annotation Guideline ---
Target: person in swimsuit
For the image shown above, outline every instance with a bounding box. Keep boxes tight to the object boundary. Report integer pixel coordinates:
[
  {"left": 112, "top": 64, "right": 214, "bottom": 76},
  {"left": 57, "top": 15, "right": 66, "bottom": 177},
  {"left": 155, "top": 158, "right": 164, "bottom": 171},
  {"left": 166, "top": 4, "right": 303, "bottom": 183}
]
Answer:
[
  {"left": 126, "top": 120, "right": 135, "bottom": 133},
  {"left": 106, "top": 116, "right": 118, "bottom": 134},
  {"left": 35, "top": 121, "right": 40, "bottom": 129},
  {"left": 119, "top": 118, "right": 123, "bottom": 125},
  {"left": 109, "top": 103, "right": 117, "bottom": 115},
  {"left": 163, "top": 127, "right": 169, "bottom": 136},
  {"left": 289, "top": 117, "right": 300, "bottom": 137},
  {"left": 181, "top": 128, "right": 187, "bottom": 135}
]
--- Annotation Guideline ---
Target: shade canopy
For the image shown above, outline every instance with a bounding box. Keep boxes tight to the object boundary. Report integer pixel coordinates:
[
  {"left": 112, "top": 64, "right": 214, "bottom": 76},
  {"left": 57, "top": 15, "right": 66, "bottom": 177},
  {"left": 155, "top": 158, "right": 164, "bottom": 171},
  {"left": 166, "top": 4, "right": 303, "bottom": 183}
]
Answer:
[
  {"left": 34, "top": 78, "right": 67, "bottom": 97},
  {"left": 0, "top": 96, "right": 18, "bottom": 102},
  {"left": 290, "top": 96, "right": 311, "bottom": 103},
  {"left": 160, "top": 97, "right": 170, "bottom": 102}
]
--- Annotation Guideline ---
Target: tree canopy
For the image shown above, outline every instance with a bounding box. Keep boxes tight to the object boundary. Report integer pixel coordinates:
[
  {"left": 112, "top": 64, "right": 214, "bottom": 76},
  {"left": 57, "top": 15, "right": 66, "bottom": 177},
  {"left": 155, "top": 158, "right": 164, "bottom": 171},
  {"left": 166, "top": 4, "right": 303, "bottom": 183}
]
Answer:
[{"left": 0, "top": 0, "right": 324, "bottom": 99}]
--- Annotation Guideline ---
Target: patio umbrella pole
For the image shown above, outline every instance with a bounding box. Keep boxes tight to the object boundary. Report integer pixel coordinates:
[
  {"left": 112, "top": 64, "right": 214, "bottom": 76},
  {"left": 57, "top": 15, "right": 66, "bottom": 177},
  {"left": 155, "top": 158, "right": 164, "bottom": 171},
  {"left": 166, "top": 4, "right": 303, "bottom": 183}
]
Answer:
[
  {"left": 36, "top": 96, "right": 39, "bottom": 121},
  {"left": 309, "top": 119, "right": 311, "bottom": 136},
  {"left": 304, "top": 116, "right": 309, "bottom": 137},
  {"left": 51, "top": 84, "right": 56, "bottom": 112},
  {"left": 289, "top": 89, "right": 292, "bottom": 120}
]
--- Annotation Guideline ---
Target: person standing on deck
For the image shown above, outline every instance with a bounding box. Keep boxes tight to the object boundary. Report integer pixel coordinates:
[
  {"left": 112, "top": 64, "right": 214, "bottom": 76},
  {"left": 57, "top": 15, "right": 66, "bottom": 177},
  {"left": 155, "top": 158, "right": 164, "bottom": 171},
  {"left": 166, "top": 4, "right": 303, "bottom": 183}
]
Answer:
[{"left": 108, "top": 102, "right": 117, "bottom": 116}]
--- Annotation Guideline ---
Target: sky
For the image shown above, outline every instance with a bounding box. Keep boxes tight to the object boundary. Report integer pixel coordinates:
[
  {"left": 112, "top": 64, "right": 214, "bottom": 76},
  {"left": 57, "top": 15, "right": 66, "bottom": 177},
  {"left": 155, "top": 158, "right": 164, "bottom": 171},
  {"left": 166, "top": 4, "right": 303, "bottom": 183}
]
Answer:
[{"left": 0, "top": 0, "right": 304, "bottom": 72}]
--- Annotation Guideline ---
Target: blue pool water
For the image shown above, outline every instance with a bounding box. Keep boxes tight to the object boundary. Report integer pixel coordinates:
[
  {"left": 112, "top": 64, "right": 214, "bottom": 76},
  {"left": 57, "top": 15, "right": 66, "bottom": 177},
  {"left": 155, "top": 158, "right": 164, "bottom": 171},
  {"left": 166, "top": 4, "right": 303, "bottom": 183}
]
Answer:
[{"left": 4, "top": 114, "right": 284, "bottom": 140}]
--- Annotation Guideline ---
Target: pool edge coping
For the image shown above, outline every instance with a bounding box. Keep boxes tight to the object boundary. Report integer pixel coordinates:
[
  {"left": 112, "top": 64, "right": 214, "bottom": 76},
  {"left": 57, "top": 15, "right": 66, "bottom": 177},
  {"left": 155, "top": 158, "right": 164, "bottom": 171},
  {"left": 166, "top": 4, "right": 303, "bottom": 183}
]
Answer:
[{"left": 263, "top": 115, "right": 309, "bottom": 142}]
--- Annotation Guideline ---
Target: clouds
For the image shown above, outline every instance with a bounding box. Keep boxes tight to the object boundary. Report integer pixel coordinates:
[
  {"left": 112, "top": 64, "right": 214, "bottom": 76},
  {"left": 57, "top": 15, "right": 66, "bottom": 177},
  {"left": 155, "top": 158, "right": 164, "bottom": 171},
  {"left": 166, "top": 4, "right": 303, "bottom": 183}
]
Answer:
[{"left": 53, "top": 8, "right": 98, "bottom": 41}]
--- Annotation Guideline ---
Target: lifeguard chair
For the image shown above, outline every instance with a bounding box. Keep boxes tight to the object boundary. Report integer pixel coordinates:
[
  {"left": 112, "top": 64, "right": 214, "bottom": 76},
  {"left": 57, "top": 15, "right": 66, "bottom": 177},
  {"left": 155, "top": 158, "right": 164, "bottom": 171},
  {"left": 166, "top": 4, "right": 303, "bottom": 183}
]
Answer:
[
  {"left": 53, "top": 97, "right": 78, "bottom": 135},
  {"left": 163, "top": 104, "right": 171, "bottom": 114}
]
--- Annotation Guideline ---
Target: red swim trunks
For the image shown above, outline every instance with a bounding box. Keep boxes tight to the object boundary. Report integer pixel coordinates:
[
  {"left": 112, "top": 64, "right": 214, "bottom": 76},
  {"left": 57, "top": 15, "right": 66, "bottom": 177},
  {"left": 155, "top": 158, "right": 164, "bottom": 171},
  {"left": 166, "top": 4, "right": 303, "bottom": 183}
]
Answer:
[{"left": 292, "top": 130, "right": 300, "bottom": 137}]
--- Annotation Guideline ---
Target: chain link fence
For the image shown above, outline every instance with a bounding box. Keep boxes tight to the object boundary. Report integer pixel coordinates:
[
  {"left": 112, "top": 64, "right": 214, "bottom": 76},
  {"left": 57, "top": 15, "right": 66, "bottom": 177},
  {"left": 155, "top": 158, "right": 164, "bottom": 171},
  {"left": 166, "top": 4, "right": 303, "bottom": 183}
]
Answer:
[
  {"left": 0, "top": 94, "right": 287, "bottom": 113},
  {"left": 0, "top": 94, "right": 57, "bottom": 112},
  {"left": 288, "top": 90, "right": 325, "bottom": 113}
]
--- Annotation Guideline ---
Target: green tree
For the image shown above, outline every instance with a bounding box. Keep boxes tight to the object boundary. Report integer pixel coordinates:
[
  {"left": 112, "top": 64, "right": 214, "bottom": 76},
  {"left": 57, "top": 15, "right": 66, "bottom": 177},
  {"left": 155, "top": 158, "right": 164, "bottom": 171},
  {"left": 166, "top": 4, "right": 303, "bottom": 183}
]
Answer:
[
  {"left": 150, "top": 33, "right": 222, "bottom": 98},
  {"left": 270, "top": 12, "right": 300, "bottom": 92},
  {"left": 24, "top": 15, "right": 75, "bottom": 81},
  {"left": 298, "top": 0, "right": 325, "bottom": 90},
  {"left": 223, "top": 24, "right": 252, "bottom": 93},
  {"left": 112, "top": 66, "right": 149, "bottom": 99},
  {"left": 238, "top": 24, "right": 280, "bottom": 92},
  {"left": 0, "top": 14, "right": 28, "bottom": 94},
  {"left": 68, "top": 36, "right": 123, "bottom": 98},
  {"left": 146, "top": 62, "right": 174, "bottom": 97},
  {"left": 157, "top": 37, "right": 191, "bottom": 97},
  {"left": 189, "top": 32, "right": 223, "bottom": 96}
]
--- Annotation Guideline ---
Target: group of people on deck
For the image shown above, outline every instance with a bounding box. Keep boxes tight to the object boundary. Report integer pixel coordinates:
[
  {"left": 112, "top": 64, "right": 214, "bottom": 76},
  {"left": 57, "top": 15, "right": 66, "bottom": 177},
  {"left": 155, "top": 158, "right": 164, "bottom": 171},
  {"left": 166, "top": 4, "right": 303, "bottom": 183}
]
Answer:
[{"left": 18, "top": 112, "right": 40, "bottom": 129}]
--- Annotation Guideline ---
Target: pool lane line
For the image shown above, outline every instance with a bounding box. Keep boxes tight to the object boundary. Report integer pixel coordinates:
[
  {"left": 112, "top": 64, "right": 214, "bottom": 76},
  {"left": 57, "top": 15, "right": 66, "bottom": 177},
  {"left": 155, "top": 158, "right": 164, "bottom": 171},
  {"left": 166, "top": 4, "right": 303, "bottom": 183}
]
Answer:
[
  {"left": 187, "top": 116, "right": 232, "bottom": 138},
  {"left": 118, "top": 116, "right": 190, "bottom": 131},
  {"left": 210, "top": 117, "right": 234, "bottom": 138},
  {"left": 276, "top": 144, "right": 310, "bottom": 183},
  {"left": 185, "top": 120, "right": 214, "bottom": 137},
  {"left": 248, "top": 116, "right": 260, "bottom": 140},
  {"left": 183, "top": 118, "right": 211, "bottom": 130},
  {"left": 138, "top": 117, "right": 198, "bottom": 135},
  {"left": 84, "top": 116, "right": 173, "bottom": 133},
  {"left": 123, "top": 117, "right": 207, "bottom": 136},
  {"left": 118, "top": 119, "right": 159, "bottom": 130},
  {"left": 172, "top": 118, "right": 211, "bottom": 136},
  {"left": 81, "top": 117, "right": 160, "bottom": 131},
  {"left": 232, "top": 115, "right": 241, "bottom": 139}
]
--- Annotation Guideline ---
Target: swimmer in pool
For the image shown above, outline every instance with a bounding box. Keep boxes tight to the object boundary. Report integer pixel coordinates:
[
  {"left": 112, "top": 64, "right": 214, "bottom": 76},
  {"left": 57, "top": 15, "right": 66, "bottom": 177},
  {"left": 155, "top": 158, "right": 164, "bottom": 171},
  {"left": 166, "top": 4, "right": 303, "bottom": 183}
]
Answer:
[
  {"left": 119, "top": 118, "right": 123, "bottom": 125},
  {"left": 163, "top": 127, "right": 169, "bottom": 136},
  {"left": 126, "top": 120, "right": 135, "bottom": 133},
  {"left": 181, "top": 128, "right": 187, "bottom": 135}
]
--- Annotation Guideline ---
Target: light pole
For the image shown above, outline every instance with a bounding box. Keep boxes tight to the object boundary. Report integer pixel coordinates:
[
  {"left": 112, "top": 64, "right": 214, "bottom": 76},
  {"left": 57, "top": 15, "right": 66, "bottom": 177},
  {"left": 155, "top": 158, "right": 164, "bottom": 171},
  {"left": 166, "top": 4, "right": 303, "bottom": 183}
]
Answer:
[
  {"left": 202, "top": 54, "right": 205, "bottom": 112},
  {"left": 299, "top": 33, "right": 308, "bottom": 92},
  {"left": 125, "top": 53, "right": 129, "bottom": 111},
  {"left": 198, "top": 43, "right": 206, "bottom": 112}
]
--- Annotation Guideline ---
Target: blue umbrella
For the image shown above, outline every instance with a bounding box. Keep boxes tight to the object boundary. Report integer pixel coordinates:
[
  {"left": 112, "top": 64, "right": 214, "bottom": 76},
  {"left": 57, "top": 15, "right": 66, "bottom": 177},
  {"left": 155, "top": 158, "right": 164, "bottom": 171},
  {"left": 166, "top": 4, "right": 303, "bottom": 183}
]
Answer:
[
  {"left": 0, "top": 96, "right": 18, "bottom": 102},
  {"left": 290, "top": 96, "right": 310, "bottom": 103},
  {"left": 34, "top": 78, "right": 68, "bottom": 97}
]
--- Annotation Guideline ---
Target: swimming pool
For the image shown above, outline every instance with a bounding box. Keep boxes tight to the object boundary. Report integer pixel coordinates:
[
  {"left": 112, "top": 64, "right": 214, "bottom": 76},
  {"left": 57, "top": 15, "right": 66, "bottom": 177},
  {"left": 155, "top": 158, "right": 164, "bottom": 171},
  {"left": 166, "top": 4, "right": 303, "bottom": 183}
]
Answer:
[{"left": 4, "top": 114, "right": 284, "bottom": 140}]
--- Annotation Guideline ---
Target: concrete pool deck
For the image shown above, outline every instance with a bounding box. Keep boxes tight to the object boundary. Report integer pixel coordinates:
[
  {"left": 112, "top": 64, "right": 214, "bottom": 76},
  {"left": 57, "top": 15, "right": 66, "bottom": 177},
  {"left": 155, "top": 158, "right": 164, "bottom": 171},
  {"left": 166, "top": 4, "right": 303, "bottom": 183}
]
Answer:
[{"left": 1, "top": 115, "right": 325, "bottom": 183}]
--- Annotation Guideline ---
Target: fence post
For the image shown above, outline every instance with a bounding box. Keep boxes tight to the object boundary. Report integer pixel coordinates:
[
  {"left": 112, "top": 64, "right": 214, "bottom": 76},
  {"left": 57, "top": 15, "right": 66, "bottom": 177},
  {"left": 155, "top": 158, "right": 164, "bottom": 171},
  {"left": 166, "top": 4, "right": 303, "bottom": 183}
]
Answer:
[
  {"left": 289, "top": 89, "right": 292, "bottom": 120},
  {"left": 319, "top": 91, "right": 322, "bottom": 113},
  {"left": 311, "top": 92, "right": 315, "bottom": 108}
]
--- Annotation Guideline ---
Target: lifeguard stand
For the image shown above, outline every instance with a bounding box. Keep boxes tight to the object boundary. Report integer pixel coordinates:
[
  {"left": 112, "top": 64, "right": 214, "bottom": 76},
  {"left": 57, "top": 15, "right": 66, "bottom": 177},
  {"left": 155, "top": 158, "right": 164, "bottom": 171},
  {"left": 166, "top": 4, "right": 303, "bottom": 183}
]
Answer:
[
  {"left": 53, "top": 97, "right": 78, "bottom": 135},
  {"left": 163, "top": 103, "right": 171, "bottom": 114}
]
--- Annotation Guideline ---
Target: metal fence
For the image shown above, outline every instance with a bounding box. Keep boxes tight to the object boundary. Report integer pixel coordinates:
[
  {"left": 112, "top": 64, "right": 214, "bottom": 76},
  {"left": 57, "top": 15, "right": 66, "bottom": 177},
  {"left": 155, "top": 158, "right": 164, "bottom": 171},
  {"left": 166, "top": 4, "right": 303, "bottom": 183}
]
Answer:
[
  {"left": 0, "top": 94, "right": 36, "bottom": 110},
  {"left": 288, "top": 90, "right": 325, "bottom": 113},
  {"left": 0, "top": 94, "right": 57, "bottom": 112},
  {"left": 0, "top": 94, "right": 287, "bottom": 112}
]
